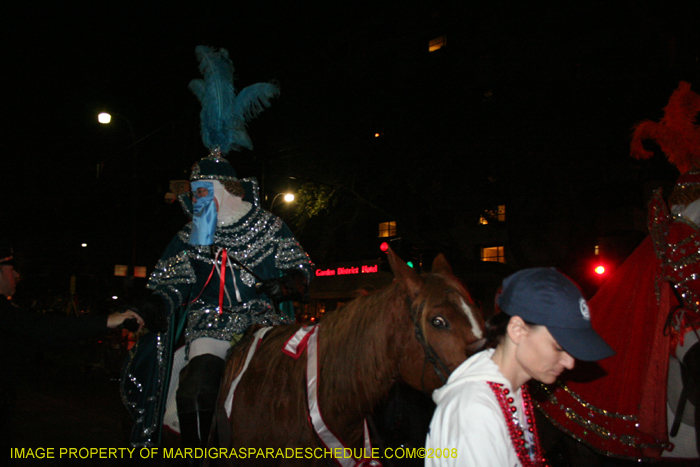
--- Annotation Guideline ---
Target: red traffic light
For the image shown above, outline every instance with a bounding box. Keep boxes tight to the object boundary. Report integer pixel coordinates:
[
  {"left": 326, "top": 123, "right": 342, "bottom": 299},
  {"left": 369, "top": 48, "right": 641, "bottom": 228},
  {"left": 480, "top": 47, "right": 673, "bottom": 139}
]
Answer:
[
  {"left": 380, "top": 242, "right": 389, "bottom": 253},
  {"left": 594, "top": 265, "right": 605, "bottom": 275}
]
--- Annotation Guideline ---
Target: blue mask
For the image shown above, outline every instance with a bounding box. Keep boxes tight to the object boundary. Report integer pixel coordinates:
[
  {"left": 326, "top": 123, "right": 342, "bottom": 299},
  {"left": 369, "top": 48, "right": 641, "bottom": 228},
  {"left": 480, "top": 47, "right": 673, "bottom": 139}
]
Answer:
[{"left": 189, "top": 181, "right": 217, "bottom": 245}]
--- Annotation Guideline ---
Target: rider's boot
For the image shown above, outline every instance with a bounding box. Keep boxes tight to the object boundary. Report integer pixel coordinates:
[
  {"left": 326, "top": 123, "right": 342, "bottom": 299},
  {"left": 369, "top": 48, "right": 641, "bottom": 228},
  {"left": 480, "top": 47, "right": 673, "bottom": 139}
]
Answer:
[{"left": 176, "top": 354, "right": 225, "bottom": 465}]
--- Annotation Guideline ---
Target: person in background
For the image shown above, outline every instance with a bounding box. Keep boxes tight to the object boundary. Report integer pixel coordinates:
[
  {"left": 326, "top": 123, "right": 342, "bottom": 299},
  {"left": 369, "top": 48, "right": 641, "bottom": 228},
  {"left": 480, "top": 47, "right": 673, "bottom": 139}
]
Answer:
[
  {"left": 0, "top": 237, "right": 144, "bottom": 453},
  {"left": 425, "top": 268, "right": 614, "bottom": 467}
]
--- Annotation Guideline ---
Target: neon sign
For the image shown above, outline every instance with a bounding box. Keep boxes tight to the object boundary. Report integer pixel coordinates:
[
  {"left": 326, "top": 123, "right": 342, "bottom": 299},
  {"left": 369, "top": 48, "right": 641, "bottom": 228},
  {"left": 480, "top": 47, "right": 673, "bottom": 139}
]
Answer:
[{"left": 315, "top": 264, "right": 379, "bottom": 277}]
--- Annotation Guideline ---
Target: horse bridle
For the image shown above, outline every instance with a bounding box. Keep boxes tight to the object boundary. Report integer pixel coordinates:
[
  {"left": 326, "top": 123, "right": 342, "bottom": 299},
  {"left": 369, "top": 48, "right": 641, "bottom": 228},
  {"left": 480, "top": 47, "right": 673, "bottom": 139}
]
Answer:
[{"left": 409, "top": 298, "right": 451, "bottom": 387}]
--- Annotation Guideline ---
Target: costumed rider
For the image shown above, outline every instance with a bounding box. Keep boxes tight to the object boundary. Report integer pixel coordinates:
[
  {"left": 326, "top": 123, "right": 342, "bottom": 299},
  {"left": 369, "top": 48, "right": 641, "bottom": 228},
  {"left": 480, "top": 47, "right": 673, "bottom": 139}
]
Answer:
[
  {"left": 636, "top": 82, "right": 700, "bottom": 315},
  {"left": 634, "top": 81, "right": 700, "bottom": 456},
  {"left": 533, "top": 81, "right": 700, "bottom": 460},
  {"left": 121, "top": 45, "right": 314, "bottom": 449}
]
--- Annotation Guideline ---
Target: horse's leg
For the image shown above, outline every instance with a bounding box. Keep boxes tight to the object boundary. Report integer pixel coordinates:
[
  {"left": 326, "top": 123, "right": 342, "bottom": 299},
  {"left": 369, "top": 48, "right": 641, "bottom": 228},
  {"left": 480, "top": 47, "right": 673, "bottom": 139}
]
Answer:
[
  {"left": 695, "top": 404, "right": 700, "bottom": 458},
  {"left": 373, "top": 382, "right": 435, "bottom": 456},
  {"left": 671, "top": 387, "right": 689, "bottom": 437},
  {"left": 563, "top": 437, "right": 608, "bottom": 467},
  {"left": 679, "top": 341, "right": 700, "bottom": 457}
]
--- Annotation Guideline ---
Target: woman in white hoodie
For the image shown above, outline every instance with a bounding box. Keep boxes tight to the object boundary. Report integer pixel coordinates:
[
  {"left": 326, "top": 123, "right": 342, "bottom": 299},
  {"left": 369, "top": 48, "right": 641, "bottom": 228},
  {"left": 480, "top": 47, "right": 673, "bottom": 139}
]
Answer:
[{"left": 425, "top": 268, "right": 614, "bottom": 467}]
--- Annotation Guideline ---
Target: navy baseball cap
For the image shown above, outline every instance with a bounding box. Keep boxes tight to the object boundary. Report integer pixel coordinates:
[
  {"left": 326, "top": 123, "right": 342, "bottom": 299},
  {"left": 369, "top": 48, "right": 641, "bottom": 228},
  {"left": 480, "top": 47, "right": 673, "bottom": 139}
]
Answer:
[{"left": 497, "top": 268, "right": 614, "bottom": 361}]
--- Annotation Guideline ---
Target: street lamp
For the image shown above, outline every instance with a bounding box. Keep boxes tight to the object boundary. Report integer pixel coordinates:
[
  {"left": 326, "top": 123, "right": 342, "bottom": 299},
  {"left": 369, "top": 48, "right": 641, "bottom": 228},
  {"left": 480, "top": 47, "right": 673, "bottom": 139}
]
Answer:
[{"left": 270, "top": 192, "right": 295, "bottom": 211}]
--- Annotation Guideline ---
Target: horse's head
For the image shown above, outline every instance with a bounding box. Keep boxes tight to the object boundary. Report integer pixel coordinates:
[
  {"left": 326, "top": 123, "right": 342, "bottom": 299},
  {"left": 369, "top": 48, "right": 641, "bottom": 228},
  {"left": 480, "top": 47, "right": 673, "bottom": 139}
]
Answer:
[{"left": 387, "top": 247, "right": 485, "bottom": 393}]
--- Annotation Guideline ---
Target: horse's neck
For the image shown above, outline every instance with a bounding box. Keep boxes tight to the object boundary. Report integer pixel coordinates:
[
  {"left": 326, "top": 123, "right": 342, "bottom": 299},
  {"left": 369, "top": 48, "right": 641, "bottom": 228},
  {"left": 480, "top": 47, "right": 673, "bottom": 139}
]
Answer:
[{"left": 317, "top": 292, "right": 405, "bottom": 421}]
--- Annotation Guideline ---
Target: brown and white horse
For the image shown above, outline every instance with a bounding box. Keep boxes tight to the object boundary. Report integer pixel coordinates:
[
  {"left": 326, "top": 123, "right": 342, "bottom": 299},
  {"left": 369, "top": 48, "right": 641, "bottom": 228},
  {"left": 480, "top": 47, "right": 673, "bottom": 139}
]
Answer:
[{"left": 213, "top": 248, "right": 484, "bottom": 466}]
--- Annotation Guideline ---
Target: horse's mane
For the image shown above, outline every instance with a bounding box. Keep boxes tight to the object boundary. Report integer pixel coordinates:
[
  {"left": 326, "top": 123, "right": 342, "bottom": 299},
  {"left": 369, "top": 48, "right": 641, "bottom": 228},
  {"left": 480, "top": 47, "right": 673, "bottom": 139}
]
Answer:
[
  {"left": 240, "top": 279, "right": 408, "bottom": 418},
  {"left": 317, "top": 281, "right": 406, "bottom": 414}
]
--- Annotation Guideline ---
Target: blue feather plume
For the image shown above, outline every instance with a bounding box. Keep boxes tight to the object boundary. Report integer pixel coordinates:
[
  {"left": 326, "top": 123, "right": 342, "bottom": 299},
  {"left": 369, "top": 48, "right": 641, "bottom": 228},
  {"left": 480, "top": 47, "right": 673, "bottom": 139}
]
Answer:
[
  {"left": 189, "top": 46, "right": 235, "bottom": 153},
  {"left": 190, "top": 45, "right": 280, "bottom": 153}
]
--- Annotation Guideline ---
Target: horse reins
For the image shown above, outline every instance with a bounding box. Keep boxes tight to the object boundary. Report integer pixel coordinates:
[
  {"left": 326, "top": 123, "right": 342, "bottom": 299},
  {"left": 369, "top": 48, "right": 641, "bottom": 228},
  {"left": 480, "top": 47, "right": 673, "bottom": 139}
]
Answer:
[{"left": 409, "top": 299, "right": 451, "bottom": 387}]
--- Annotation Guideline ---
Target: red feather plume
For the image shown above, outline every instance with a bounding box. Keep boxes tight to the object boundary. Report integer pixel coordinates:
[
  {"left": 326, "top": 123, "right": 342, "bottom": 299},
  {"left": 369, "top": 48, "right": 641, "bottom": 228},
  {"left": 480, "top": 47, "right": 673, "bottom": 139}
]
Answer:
[{"left": 630, "top": 81, "right": 700, "bottom": 174}]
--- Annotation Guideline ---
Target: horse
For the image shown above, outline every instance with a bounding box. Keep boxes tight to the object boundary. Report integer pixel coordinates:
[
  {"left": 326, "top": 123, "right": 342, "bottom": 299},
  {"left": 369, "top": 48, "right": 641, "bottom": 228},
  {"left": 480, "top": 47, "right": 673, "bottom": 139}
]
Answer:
[{"left": 211, "top": 248, "right": 484, "bottom": 466}]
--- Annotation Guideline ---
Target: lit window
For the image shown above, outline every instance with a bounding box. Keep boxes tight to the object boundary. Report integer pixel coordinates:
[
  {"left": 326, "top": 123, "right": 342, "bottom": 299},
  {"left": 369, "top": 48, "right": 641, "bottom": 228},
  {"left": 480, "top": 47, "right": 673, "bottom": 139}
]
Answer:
[
  {"left": 478, "top": 205, "right": 506, "bottom": 225},
  {"left": 429, "top": 35, "right": 447, "bottom": 52},
  {"left": 481, "top": 246, "right": 505, "bottom": 264},
  {"left": 594, "top": 244, "right": 600, "bottom": 255},
  {"left": 379, "top": 221, "right": 397, "bottom": 238},
  {"left": 497, "top": 205, "right": 506, "bottom": 222},
  {"left": 134, "top": 266, "right": 148, "bottom": 278}
]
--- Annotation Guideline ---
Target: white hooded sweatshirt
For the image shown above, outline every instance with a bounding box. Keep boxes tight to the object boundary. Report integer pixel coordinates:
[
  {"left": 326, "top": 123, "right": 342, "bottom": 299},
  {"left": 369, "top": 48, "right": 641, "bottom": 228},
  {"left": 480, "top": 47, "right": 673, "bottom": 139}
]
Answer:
[{"left": 425, "top": 349, "right": 532, "bottom": 467}]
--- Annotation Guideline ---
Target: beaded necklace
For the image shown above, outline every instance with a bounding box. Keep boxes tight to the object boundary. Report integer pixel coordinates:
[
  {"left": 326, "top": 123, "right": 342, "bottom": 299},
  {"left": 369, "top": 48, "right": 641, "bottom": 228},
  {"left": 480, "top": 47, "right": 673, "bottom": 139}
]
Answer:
[{"left": 487, "top": 382, "right": 548, "bottom": 467}]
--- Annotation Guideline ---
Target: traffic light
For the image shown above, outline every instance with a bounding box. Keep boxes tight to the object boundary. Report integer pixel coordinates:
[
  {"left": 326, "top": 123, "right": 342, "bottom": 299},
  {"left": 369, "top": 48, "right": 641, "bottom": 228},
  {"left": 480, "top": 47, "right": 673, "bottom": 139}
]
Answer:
[
  {"left": 591, "top": 258, "right": 609, "bottom": 282},
  {"left": 379, "top": 239, "right": 421, "bottom": 270}
]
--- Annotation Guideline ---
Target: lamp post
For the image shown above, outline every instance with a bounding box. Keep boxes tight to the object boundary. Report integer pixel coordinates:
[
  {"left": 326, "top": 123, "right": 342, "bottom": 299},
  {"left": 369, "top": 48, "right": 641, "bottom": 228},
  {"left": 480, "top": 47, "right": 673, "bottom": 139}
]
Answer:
[
  {"left": 98, "top": 112, "right": 137, "bottom": 151},
  {"left": 97, "top": 112, "right": 172, "bottom": 291},
  {"left": 98, "top": 111, "right": 138, "bottom": 285},
  {"left": 270, "top": 192, "right": 295, "bottom": 211}
]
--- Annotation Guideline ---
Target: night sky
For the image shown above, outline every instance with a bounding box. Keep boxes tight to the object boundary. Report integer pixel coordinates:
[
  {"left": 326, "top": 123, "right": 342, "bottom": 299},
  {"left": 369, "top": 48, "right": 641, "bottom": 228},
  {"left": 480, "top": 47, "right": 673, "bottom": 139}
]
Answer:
[{"left": 3, "top": 0, "right": 700, "bottom": 302}]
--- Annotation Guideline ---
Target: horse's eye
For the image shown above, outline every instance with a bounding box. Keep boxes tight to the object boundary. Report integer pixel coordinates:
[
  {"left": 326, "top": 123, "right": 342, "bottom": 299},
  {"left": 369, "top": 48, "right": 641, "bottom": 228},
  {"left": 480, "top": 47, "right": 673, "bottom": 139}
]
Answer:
[{"left": 431, "top": 316, "right": 448, "bottom": 329}]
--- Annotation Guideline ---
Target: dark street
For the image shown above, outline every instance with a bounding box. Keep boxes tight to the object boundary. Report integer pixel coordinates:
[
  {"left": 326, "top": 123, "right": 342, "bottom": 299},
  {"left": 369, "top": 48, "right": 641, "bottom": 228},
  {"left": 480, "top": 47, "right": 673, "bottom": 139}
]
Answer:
[{"left": 10, "top": 336, "right": 139, "bottom": 466}]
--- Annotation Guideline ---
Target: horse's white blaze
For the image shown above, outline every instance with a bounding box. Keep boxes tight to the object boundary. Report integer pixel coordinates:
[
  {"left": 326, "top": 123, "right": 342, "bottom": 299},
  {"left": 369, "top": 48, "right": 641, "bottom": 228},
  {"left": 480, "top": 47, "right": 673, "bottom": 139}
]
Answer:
[{"left": 459, "top": 298, "right": 482, "bottom": 339}]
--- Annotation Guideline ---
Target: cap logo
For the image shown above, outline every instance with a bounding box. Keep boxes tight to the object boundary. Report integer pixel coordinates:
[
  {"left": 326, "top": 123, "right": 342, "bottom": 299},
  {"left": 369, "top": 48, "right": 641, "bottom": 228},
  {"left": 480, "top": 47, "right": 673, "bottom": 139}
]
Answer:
[{"left": 579, "top": 298, "right": 590, "bottom": 321}]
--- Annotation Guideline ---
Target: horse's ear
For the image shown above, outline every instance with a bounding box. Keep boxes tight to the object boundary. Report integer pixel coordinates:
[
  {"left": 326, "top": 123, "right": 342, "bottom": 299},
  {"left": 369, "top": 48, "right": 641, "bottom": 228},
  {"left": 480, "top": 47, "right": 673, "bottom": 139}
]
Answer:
[
  {"left": 431, "top": 253, "right": 453, "bottom": 275},
  {"left": 387, "top": 246, "right": 422, "bottom": 298}
]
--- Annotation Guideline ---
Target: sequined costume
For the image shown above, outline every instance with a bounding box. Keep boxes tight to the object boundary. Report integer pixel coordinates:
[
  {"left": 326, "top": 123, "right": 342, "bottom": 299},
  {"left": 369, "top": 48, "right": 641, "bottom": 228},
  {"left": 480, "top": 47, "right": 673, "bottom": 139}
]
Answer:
[
  {"left": 534, "top": 188, "right": 700, "bottom": 460},
  {"left": 121, "top": 178, "right": 313, "bottom": 447},
  {"left": 150, "top": 184, "right": 312, "bottom": 345}
]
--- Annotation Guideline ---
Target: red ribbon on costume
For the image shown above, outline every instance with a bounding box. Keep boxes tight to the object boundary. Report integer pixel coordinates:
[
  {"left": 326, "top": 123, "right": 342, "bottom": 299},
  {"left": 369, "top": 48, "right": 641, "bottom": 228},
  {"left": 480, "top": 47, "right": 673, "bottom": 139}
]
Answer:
[{"left": 218, "top": 248, "right": 228, "bottom": 314}]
